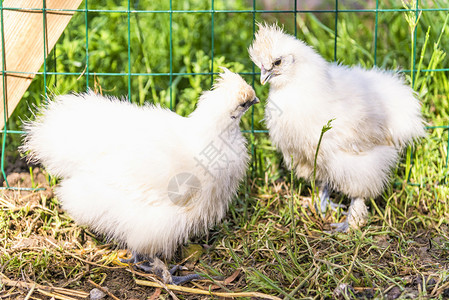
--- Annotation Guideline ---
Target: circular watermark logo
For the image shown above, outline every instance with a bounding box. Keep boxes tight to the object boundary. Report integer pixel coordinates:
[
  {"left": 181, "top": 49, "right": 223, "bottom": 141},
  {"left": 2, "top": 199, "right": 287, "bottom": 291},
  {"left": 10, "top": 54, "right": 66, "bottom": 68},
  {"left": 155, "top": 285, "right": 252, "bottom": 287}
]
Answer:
[{"left": 167, "top": 172, "right": 202, "bottom": 206}]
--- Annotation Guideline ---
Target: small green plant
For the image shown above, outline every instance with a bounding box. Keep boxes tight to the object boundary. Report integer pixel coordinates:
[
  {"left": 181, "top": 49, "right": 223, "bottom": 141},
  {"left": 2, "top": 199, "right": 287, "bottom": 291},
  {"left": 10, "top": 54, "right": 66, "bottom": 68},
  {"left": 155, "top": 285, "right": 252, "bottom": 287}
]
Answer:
[{"left": 311, "top": 118, "right": 334, "bottom": 205}]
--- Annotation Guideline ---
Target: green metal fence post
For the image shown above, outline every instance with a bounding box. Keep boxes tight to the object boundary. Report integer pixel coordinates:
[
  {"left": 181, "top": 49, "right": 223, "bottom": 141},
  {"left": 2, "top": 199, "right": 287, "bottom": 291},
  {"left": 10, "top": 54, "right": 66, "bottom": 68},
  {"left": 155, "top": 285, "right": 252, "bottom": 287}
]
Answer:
[
  {"left": 373, "top": 0, "right": 379, "bottom": 66},
  {"left": 169, "top": 0, "right": 173, "bottom": 110},
  {"left": 85, "top": 0, "right": 89, "bottom": 89},
  {"left": 210, "top": 0, "right": 214, "bottom": 87},
  {"left": 334, "top": 0, "right": 338, "bottom": 61},
  {"left": 0, "top": 1, "right": 9, "bottom": 187},
  {"left": 42, "top": 0, "right": 48, "bottom": 99},
  {"left": 127, "top": 0, "right": 132, "bottom": 101}
]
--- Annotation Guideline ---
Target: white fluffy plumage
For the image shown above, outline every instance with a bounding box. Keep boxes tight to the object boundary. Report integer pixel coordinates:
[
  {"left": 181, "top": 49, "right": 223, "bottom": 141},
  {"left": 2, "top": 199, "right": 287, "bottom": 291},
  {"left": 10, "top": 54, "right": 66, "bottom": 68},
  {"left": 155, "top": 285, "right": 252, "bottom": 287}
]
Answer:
[
  {"left": 21, "top": 68, "right": 258, "bottom": 279},
  {"left": 249, "top": 23, "right": 425, "bottom": 230}
]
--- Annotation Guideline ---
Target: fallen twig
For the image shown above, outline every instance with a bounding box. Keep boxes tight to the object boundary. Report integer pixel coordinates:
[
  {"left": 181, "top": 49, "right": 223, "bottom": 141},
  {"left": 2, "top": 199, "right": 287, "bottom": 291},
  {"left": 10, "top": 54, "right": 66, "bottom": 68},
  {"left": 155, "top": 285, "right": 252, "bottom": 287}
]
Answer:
[
  {"left": 37, "top": 289, "right": 81, "bottom": 300},
  {"left": 88, "top": 279, "right": 120, "bottom": 300},
  {"left": 126, "top": 268, "right": 180, "bottom": 300},
  {"left": 23, "top": 283, "right": 36, "bottom": 300},
  {"left": 135, "top": 278, "right": 282, "bottom": 300},
  {"left": 44, "top": 238, "right": 123, "bottom": 270},
  {"left": 0, "top": 277, "right": 89, "bottom": 298}
]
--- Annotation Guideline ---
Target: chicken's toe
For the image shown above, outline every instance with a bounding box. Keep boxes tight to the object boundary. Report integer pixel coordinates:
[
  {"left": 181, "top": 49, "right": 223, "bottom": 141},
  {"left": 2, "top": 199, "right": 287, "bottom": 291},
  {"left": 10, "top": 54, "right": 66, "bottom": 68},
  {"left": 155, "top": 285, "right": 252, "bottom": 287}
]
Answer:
[
  {"left": 121, "top": 253, "right": 172, "bottom": 283},
  {"left": 330, "top": 198, "right": 368, "bottom": 232},
  {"left": 122, "top": 253, "right": 204, "bottom": 284},
  {"left": 330, "top": 220, "right": 350, "bottom": 232},
  {"left": 171, "top": 274, "right": 203, "bottom": 285}
]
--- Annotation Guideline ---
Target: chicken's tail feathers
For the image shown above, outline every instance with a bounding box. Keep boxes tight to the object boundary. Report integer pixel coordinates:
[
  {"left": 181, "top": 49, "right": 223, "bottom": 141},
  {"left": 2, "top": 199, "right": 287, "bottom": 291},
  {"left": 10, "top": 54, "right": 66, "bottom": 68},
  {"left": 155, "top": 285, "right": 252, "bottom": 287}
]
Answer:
[
  {"left": 387, "top": 91, "right": 427, "bottom": 150},
  {"left": 371, "top": 70, "right": 427, "bottom": 148},
  {"left": 20, "top": 95, "right": 72, "bottom": 177},
  {"left": 19, "top": 92, "right": 111, "bottom": 177}
]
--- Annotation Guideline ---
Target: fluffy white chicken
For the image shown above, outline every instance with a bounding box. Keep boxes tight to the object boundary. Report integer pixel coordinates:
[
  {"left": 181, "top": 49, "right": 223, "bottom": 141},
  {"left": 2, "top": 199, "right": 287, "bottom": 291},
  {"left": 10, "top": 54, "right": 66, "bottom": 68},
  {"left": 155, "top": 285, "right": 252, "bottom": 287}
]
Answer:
[
  {"left": 249, "top": 23, "right": 425, "bottom": 231},
  {"left": 21, "top": 68, "right": 259, "bottom": 284}
]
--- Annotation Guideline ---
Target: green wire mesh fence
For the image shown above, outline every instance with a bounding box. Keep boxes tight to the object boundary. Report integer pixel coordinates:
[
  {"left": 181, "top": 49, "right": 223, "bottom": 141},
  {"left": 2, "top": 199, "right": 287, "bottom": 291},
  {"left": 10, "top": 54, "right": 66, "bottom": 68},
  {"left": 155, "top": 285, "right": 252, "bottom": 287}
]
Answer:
[{"left": 1, "top": 0, "right": 448, "bottom": 190}]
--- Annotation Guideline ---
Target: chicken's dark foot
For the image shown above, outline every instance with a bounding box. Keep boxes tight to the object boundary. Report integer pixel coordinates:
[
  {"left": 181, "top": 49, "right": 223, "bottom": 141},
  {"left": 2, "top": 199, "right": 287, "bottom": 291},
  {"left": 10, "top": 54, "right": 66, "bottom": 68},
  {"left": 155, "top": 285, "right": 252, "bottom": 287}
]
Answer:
[
  {"left": 330, "top": 219, "right": 350, "bottom": 232},
  {"left": 121, "top": 253, "right": 202, "bottom": 285},
  {"left": 330, "top": 198, "right": 368, "bottom": 232},
  {"left": 316, "top": 184, "right": 346, "bottom": 215},
  {"left": 168, "top": 265, "right": 203, "bottom": 285},
  {"left": 120, "top": 253, "right": 172, "bottom": 283}
]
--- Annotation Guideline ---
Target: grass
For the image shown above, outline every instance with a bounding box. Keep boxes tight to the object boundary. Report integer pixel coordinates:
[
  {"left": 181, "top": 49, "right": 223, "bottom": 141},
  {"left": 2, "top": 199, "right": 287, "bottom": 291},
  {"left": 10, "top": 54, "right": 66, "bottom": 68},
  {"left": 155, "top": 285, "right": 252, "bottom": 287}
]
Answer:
[{"left": 1, "top": 0, "right": 449, "bottom": 298}]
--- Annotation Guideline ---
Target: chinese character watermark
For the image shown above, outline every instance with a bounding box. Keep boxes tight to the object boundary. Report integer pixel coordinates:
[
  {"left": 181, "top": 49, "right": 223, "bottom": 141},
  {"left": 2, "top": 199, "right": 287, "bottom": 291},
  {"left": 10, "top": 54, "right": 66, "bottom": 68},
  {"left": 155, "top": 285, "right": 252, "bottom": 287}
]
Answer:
[
  {"left": 167, "top": 172, "right": 202, "bottom": 207},
  {"left": 194, "top": 141, "right": 235, "bottom": 178},
  {"left": 265, "top": 99, "right": 283, "bottom": 120}
]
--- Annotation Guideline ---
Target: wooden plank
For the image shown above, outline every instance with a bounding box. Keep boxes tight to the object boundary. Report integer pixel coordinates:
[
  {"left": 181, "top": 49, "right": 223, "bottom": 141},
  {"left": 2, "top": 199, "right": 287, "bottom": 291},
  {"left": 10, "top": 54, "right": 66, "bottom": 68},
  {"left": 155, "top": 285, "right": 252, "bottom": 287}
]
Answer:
[{"left": 0, "top": 0, "right": 83, "bottom": 129}]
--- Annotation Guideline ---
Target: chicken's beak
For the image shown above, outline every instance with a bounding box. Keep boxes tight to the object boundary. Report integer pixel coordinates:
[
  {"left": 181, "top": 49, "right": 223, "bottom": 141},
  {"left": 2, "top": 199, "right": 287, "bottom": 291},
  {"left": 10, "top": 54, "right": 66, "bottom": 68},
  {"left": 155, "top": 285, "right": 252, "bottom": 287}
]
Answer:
[
  {"left": 250, "top": 97, "right": 260, "bottom": 106},
  {"left": 260, "top": 68, "right": 273, "bottom": 85}
]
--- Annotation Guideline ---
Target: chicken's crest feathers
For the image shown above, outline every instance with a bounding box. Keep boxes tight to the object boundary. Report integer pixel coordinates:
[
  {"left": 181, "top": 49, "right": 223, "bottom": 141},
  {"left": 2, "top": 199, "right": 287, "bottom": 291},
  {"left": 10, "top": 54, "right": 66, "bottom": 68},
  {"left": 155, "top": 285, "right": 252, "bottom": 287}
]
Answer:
[
  {"left": 206, "top": 68, "right": 256, "bottom": 106},
  {"left": 218, "top": 66, "right": 231, "bottom": 74},
  {"left": 214, "top": 67, "right": 244, "bottom": 89},
  {"left": 249, "top": 23, "right": 298, "bottom": 69},
  {"left": 190, "top": 68, "right": 257, "bottom": 124}
]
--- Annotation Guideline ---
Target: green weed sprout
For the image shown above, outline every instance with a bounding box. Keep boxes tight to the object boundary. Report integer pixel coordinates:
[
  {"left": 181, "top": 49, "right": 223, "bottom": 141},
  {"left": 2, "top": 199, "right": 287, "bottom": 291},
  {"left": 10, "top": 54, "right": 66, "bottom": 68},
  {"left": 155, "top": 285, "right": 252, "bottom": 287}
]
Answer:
[{"left": 311, "top": 119, "right": 334, "bottom": 206}]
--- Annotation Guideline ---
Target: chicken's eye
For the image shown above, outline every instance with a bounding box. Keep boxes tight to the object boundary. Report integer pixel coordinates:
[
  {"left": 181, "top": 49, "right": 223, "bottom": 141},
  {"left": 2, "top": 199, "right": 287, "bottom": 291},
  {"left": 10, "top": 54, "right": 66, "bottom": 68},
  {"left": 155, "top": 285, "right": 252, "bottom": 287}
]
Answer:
[{"left": 274, "top": 59, "right": 282, "bottom": 66}]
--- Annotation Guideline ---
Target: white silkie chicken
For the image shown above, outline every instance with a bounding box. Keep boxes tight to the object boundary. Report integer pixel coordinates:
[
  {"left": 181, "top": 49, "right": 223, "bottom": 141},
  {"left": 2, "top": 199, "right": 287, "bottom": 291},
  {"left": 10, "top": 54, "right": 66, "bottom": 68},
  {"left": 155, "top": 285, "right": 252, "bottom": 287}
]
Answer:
[
  {"left": 248, "top": 23, "right": 425, "bottom": 231},
  {"left": 21, "top": 68, "right": 259, "bottom": 284}
]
